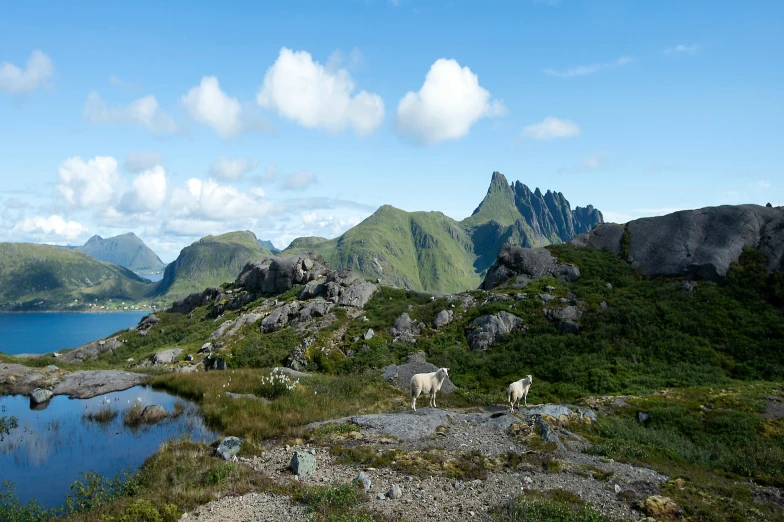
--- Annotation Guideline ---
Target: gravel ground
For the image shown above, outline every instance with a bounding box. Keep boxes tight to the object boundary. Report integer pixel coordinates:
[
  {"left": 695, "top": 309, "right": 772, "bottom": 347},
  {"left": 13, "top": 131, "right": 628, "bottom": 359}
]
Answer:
[{"left": 179, "top": 406, "right": 669, "bottom": 522}]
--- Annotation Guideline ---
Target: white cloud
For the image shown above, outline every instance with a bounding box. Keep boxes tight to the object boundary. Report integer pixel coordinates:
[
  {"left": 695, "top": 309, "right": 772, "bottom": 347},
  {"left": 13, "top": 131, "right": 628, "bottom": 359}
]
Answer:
[
  {"left": 257, "top": 47, "right": 384, "bottom": 136},
  {"left": 283, "top": 171, "right": 318, "bottom": 191},
  {"left": 0, "top": 50, "right": 53, "bottom": 94},
  {"left": 119, "top": 166, "right": 168, "bottom": 213},
  {"left": 545, "top": 57, "right": 633, "bottom": 78},
  {"left": 182, "top": 76, "right": 243, "bottom": 138},
  {"left": 753, "top": 180, "right": 771, "bottom": 189},
  {"left": 12, "top": 215, "right": 87, "bottom": 240},
  {"left": 579, "top": 152, "right": 615, "bottom": 171},
  {"left": 522, "top": 117, "right": 581, "bottom": 140},
  {"left": 56, "top": 156, "right": 119, "bottom": 208},
  {"left": 83, "top": 91, "right": 177, "bottom": 134},
  {"left": 170, "top": 178, "right": 277, "bottom": 220},
  {"left": 396, "top": 58, "right": 506, "bottom": 145},
  {"left": 125, "top": 151, "right": 163, "bottom": 173},
  {"left": 664, "top": 44, "right": 699, "bottom": 55},
  {"left": 209, "top": 156, "right": 259, "bottom": 180},
  {"left": 302, "top": 211, "right": 318, "bottom": 223}
]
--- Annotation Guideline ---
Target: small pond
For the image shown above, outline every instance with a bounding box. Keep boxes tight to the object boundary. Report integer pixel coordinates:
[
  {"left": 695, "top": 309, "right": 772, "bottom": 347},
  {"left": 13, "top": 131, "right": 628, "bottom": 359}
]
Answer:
[{"left": 0, "top": 386, "right": 219, "bottom": 509}]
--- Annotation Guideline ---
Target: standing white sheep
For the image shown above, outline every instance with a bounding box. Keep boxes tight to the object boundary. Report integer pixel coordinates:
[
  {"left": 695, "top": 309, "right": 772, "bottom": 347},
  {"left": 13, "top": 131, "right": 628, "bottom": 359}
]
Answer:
[
  {"left": 507, "top": 375, "right": 532, "bottom": 413},
  {"left": 410, "top": 368, "right": 449, "bottom": 411}
]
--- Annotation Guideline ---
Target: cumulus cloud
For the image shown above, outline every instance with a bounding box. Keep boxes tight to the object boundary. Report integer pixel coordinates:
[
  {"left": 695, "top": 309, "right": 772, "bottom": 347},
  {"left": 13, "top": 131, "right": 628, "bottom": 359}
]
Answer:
[
  {"left": 522, "top": 117, "right": 581, "bottom": 140},
  {"left": 256, "top": 47, "right": 385, "bottom": 136},
  {"left": 56, "top": 156, "right": 119, "bottom": 208},
  {"left": 545, "top": 57, "right": 633, "bottom": 78},
  {"left": 83, "top": 91, "right": 177, "bottom": 134},
  {"left": 209, "top": 156, "right": 259, "bottom": 180},
  {"left": 282, "top": 171, "right": 318, "bottom": 191},
  {"left": 181, "top": 76, "right": 243, "bottom": 138},
  {"left": 0, "top": 50, "right": 53, "bottom": 94},
  {"left": 169, "top": 178, "right": 278, "bottom": 221},
  {"left": 125, "top": 151, "right": 163, "bottom": 173},
  {"left": 12, "top": 215, "right": 87, "bottom": 240},
  {"left": 396, "top": 58, "right": 506, "bottom": 145},
  {"left": 119, "top": 166, "right": 168, "bottom": 213},
  {"left": 664, "top": 44, "right": 699, "bottom": 55}
]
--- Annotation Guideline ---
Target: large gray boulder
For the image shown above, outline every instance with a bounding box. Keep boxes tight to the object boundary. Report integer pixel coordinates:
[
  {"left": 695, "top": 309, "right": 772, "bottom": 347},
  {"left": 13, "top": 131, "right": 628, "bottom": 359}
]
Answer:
[
  {"left": 236, "top": 252, "right": 328, "bottom": 295},
  {"left": 260, "top": 302, "right": 300, "bottom": 333},
  {"left": 466, "top": 311, "right": 523, "bottom": 350},
  {"left": 389, "top": 313, "right": 422, "bottom": 343},
  {"left": 294, "top": 299, "right": 333, "bottom": 323},
  {"left": 481, "top": 244, "right": 580, "bottom": 290},
  {"left": 381, "top": 352, "right": 456, "bottom": 393},
  {"left": 152, "top": 348, "right": 182, "bottom": 364},
  {"left": 432, "top": 310, "right": 454, "bottom": 329},
  {"left": 59, "top": 337, "right": 123, "bottom": 364},
  {"left": 570, "top": 204, "right": 784, "bottom": 280}
]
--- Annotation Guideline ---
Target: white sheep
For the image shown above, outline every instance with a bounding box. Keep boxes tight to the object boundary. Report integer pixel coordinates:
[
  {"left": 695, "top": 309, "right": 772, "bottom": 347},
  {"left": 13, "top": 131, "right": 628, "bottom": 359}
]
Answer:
[
  {"left": 507, "top": 374, "right": 532, "bottom": 413},
  {"left": 410, "top": 368, "right": 449, "bottom": 411}
]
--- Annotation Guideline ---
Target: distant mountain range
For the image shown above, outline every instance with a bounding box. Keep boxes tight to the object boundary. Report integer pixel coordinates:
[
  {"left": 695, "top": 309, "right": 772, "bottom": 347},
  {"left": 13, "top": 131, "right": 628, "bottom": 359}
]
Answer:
[
  {"left": 0, "top": 172, "right": 603, "bottom": 308},
  {"left": 283, "top": 172, "right": 603, "bottom": 292},
  {"left": 77, "top": 232, "right": 166, "bottom": 274}
]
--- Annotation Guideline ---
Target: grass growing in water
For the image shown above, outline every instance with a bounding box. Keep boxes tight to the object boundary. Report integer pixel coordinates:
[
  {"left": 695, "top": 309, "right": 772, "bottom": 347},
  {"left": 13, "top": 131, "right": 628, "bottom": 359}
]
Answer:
[{"left": 83, "top": 405, "right": 118, "bottom": 423}]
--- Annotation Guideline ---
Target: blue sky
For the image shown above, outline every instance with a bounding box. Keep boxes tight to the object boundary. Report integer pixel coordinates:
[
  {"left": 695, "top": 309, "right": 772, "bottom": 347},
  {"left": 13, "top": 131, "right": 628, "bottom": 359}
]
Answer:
[{"left": 1, "top": 0, "right": 781, "bottom": 262}]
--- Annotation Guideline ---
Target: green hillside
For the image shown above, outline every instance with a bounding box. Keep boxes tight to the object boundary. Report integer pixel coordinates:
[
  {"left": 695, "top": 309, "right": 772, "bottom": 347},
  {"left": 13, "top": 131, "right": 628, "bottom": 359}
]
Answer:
[
  {"left": 77, "top": 232, "right": 166, "bottom": 273},
  {"left": 284, "top": 172, "right": 604, "bottom": 292},
  {"left": 156, "top": 231, "right": 272, "bottom": 302},
  {"left": 258, "top": 239, "right": 281, "bottom": 254},
  {"left": 0, "top": 243, "right": 155, "bottom": 310},
  {"left": 285, "top": 205, "right": 480, "bottom": 292}
]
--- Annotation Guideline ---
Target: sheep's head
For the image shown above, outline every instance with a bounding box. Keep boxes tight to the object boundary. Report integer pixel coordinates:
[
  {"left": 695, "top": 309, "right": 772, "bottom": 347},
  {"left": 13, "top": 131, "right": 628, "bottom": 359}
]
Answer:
[
  {"left": 527, "top": 374, "right": 533, "bottom": 382},
  {"left": 438, "top": 367, "right": 449, "bottom": 377}
]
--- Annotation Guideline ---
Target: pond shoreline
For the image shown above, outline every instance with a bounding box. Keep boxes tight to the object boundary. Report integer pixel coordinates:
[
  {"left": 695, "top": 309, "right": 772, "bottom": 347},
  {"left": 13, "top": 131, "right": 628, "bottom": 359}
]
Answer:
[{"left": 0, "top": 363, "right": 145, "bottom": 399}]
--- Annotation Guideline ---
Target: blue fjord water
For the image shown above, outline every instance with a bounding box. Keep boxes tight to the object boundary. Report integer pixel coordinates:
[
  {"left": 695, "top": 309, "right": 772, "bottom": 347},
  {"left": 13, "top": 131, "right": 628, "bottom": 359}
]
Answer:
[
  {"left": 0, "top": 386, "right": 219, "bottom": 509},
  {"left": 0, "top": 312, "right": 147, "bottom": 355}
]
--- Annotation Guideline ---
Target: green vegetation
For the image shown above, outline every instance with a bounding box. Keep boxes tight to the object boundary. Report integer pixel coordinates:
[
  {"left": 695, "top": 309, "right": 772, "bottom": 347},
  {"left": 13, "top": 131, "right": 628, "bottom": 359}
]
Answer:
[
  {"left": 83, "top": 405, "right": 118, "bottom": 423},
  {"left": 0, "top": 415, "right": 18, "bottom": 441},
  {"left": 493, "top": 490, "right": 610, "bottom": 522},
  {"left": 155, "top": 230, "right": 272, "bottom": 303},
  {"left": 0, "top": 243, "right": 156, "bottom": 311},
  {"left": 77, "top": 233, "right": 166, "bottom": 274},
  {"left": 293, "top": 483, "right": 375, "bottom": 522}
]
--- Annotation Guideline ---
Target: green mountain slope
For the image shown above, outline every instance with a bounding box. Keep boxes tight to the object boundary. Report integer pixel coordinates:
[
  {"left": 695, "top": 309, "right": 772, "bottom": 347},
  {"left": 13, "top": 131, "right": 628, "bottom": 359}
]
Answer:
[
  {"left": 156, "top": 231, "right": 272, "bottom": 301},
  {"left": 258, "top": 239, "right": 281, "bottom": 254},
  {"left": 0, "top": 243, "right": 155, "bottom": 310},
  {"left": 77, "top": 232, "right": 166, "bottom": 273},
  {"left": 284, "top": 172, "right": 604, "bottom": 292},
  {"left": 286, "top": 205, "right": 479, "bottom": 292}
]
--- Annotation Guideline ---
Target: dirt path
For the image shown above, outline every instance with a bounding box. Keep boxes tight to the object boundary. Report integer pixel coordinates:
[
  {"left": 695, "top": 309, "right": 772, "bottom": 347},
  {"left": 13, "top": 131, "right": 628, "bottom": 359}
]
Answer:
[{"left": 180, "top": 406, "right": 667, "bottom": 521}]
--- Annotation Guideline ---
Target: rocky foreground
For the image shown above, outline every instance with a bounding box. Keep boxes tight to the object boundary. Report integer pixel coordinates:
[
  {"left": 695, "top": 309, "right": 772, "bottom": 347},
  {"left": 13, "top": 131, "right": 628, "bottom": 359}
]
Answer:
[{"left": 182, "top": 405, "right": 674, "bottom": 522}]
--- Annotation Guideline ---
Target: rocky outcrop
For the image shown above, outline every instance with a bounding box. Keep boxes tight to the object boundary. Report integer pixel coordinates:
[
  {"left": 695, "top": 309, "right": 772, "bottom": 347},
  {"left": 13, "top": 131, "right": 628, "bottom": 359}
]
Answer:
[
  {"left": 382, "top": 352, "right": 456, "bottom": 393},
  {"left": 300, "top": 270, "right": 379, "bottom": 309},
  {"left": 216, "top": 436, "right": 243, "bottom": 460},
  {"left": 432, "top": 310, "right": 454, "bottom": 329},
  {"left": 481, "top": 244, "right": 580, "bottom": 290},
  {"left": 261, "top": 302, "right": 301, "bottom": 333},
  {"left": 136, "top": 313, "right": 159, "bottom": 332},
  {"left": 167, "top": 287, "right": 223, "bottom": 315},
  {"left": 236, "top": 252, "right": 328, "bottom": 294},
  {"left": 389, "top": 313, "right": 423, "bottom": 343},
  {"left": 466, "top": 311, "right": 523, "bottom": 350},
  {"left": 30, "top": 388, "right": 53, "bottom": 405},
  {"left": 152, "top": 348, "right": 182, "bottom": 365},
  {"left": 570, "top": 204, "right": 784, "bottom": 280},
  {"left": 59, "top": 337, "right": 124, "bottom": 364}
]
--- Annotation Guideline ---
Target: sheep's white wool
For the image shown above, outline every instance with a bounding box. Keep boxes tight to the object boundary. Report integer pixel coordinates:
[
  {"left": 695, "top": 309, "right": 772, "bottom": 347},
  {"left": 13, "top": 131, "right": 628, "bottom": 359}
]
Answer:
[
  {"left": 507, "top": 375, "right": 533, "bottom": 413},
  {"left": 410, "top": 368, "right": 449, "bottom": 411}
]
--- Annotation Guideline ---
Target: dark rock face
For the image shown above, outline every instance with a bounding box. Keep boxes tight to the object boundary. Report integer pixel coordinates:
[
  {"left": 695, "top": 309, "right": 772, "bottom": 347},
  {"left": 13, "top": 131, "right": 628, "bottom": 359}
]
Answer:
[
  {"left": 236, "top": 252, "right": 328, "bottom": 294},
  {"left": 137, "top": 313, "right": 159, "bottom": 331},
  {"left": 481, "top": 244, "right": 580, "bottom": 290},
  {"left": 381, "top": 351, "right": 456, "bottom": 394},
  {"left": 466, "top": 311, "right": 523, "bottom": 350},
  {"left": 167, "top": 287, "right": 223, "bottom": 315},
  {"left": 570, "top": 204, "right": 784, "bottom": 280}
]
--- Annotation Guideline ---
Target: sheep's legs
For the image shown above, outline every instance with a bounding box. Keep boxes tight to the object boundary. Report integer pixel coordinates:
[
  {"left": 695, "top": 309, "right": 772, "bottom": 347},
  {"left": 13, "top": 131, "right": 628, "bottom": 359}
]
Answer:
[
  {"left": 524, "top": 392, "right": 528, "bottom": 408},
  {"left": 411, "top": 391, "right": 418, "bottom": 411},
  {"left": 430, "top": 392, "right": 437, "bottom": 408}
]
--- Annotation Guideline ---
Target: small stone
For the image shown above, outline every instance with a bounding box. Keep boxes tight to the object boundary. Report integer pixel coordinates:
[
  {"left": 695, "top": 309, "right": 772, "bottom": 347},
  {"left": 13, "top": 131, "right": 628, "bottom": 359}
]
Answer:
[
  {"left": 216, "top": 436, "right": 243, "bottom": 460},
  {"left": 376, "top": 493, "right": 386, "bottom": 500},
  {"left": 30, "top": 388, "right": 53, "bottom": 405},
  {"left": 185, "top": 354, "right": 194, "bottom": 362},
  {"left": 46, "top": 365, "right": 59, "bottom": 371},
  {"left": 523, "top": 476, "right": 533, "bottom": 485},
  {"left": 363, "top": 328, "right": 375, "bottom": 340},
  {"left": 290, "top": 451, "right": 316, "bottom": 477},
  {"left": 386, "top": 484, "right": 402, "bottom": 499},
  {"left": 640, "top": 495, "right": 679, "bottom": 519},
  {"left": 637, "top": 411, "right": 651, "bottom": 423},
  {"left": 614, "top": 484, "right": 622, "bottom": 494},
  {"left": 353, "top": 471, "right": 371, "bottom": 491},
  {"left": 140, "top": 404, "right": 169, "bottom": 423}
]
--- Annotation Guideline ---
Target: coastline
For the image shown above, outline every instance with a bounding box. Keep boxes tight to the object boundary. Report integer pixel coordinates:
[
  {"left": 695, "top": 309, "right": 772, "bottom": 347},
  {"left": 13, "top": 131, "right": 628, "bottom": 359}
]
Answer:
[{"left": 0, "top": 309, "right": 155, "bottom": 314}]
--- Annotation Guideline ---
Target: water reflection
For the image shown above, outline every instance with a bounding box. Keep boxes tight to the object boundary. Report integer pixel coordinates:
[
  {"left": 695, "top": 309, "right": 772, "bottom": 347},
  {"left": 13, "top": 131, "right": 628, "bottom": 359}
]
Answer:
[{"left": 0, "top": 386, "right": 218, "bottom": 509}]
